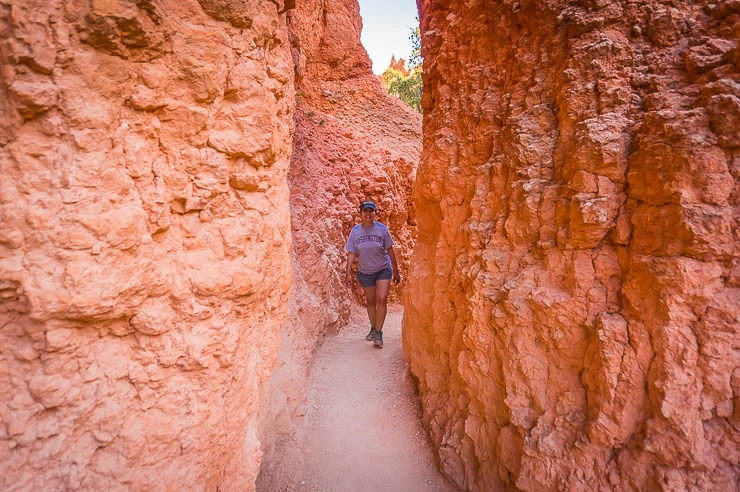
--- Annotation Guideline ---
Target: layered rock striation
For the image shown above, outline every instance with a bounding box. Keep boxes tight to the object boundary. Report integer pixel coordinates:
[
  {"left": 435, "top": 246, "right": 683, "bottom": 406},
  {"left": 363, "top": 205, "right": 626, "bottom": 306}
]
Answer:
[
  {"left": 1, "top": 1, "right": 296, "bottom": 490},
  {"left": 404, "top": 0, "right": 739, "bottom": 490}
]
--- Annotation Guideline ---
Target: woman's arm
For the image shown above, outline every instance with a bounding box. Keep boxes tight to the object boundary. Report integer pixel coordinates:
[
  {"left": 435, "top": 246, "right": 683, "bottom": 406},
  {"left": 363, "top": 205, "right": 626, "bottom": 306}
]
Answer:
[
  {"left": 387, "top": 247, "right": 401, "bottom": 284},
  {"left": 345, "top": 252, "right": 356, "bottom": 288}
]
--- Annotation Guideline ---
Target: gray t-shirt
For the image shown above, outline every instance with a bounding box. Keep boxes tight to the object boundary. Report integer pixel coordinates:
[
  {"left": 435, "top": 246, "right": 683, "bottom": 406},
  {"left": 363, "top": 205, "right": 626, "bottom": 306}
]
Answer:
[{"left": 344, "top": 222, "right": 394, "bottom": 274}]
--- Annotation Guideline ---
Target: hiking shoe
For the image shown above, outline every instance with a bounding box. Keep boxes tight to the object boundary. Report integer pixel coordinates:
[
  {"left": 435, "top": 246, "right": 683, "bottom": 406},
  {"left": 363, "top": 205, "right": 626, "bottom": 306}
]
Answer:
[
  {"left": 373, "top": 330, "right": 383, "bottom": 349},
  {"left": 366, "top": 327, "right": 378, "bottom": 341}
]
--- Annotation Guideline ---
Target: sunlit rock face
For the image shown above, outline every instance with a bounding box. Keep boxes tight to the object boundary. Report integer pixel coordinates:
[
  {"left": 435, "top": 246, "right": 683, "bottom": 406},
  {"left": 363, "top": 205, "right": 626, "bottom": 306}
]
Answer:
[
  {"left": 404, "top": 0, "right": 739, "bottom": 490},
  {"left": 0, "top": 1, "right": 295, "bottom": 490},
  {"left": 257, "top": 0, "right": 422, "bottom": 480}
]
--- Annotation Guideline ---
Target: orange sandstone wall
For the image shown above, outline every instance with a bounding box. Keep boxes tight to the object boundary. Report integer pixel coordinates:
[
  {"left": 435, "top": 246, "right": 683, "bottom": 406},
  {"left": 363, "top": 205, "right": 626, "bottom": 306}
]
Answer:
[
  {"left": 0, "top": 1, "right": 295, "bottom": 490},
  {"left": 403, "top": 0, "right": 739, "bottom": 490}
]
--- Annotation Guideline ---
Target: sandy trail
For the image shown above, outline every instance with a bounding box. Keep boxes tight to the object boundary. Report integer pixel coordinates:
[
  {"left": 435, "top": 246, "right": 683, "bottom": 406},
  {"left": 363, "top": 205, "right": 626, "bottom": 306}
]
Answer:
[{"left": 257, "top": 304, "right": 456, "bottom": 492}]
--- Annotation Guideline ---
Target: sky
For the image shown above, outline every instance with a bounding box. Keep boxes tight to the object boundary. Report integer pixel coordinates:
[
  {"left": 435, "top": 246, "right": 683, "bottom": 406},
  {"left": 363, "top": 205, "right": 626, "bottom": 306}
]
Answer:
[{"left": 357, "top": 0, "right": 419, "bottom": 74}]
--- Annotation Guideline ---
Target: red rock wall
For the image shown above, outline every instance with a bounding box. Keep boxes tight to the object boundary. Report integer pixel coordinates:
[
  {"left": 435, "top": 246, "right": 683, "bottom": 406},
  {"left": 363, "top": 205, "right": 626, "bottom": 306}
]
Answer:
[
  {"left": 257, "top": 0, "right": 421, "bottom": 479},
  {"left": 404, "top": 0, "right": 739, "bottom": 490},
  {"left": 0, "top": 1, "right": 296, "bottom": 490}
]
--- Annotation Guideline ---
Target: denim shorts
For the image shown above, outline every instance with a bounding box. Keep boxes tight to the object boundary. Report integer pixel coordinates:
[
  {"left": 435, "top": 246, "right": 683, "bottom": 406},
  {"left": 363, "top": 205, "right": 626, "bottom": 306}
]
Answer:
[{"left": 357, "top": 267, "right": 393, "bottom": 287}]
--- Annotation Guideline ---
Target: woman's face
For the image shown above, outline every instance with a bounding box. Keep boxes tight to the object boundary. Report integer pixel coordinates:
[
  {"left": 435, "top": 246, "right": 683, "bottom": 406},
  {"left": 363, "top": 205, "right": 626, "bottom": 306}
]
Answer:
[{"left": 361, "top": 208, "right": 376, "bottom": 223}]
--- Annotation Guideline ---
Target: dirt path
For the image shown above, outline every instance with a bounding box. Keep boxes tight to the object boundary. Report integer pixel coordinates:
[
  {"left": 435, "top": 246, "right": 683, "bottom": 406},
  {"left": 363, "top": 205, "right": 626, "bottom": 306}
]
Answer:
[{"left": 257, "top": 304, "right": 456, "bottom": 492}]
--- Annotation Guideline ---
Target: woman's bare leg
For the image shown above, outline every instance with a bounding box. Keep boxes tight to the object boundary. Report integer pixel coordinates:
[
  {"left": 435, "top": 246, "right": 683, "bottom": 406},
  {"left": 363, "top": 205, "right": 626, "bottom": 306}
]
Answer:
[
  {"left": 373, "top": 279, "right": 391, "bottom": 331},
  {"left": 363, "top": 285, "right": 377, "bottom": 328}
]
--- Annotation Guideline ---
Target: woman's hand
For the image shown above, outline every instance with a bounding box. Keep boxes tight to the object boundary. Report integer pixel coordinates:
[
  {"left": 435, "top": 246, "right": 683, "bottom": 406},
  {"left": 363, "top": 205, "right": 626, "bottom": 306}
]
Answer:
[
  {"left": 387, "top": 247, "right": 400, "bottom": 285},
  {"left": 345, "top": 252, "right": 356, "bottom": 289}
]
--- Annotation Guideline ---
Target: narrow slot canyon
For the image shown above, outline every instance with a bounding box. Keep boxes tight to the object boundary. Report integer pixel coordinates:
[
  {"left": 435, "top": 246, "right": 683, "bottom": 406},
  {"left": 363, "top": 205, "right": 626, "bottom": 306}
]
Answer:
[{"left": 1, "top": 1, "right": 739, "bottom": 492}]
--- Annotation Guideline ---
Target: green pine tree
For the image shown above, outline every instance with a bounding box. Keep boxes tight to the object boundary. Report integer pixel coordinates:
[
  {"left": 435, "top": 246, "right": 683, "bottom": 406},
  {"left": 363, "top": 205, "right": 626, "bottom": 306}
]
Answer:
[{"left": 381, "top": 19, "right": 423, "bottom": 113}]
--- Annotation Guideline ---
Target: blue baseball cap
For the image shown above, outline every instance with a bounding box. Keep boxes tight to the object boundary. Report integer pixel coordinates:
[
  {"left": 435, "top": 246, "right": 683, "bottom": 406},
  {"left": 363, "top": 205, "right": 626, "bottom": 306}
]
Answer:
[{"left": 360, "top": 200, "right": 376, "bottom": 211}]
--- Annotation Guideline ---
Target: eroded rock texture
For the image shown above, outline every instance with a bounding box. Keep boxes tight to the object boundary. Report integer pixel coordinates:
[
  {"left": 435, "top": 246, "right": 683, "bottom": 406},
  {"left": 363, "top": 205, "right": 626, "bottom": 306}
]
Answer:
[
  {"left": 257, "top": 0, "right": 421, "bottom": 483},
  {"left": 0, "top": 1, "right": 295, "bottom": 490},
  {"left": 404, "top": 0, "right": 740, "bottom": 490}
]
